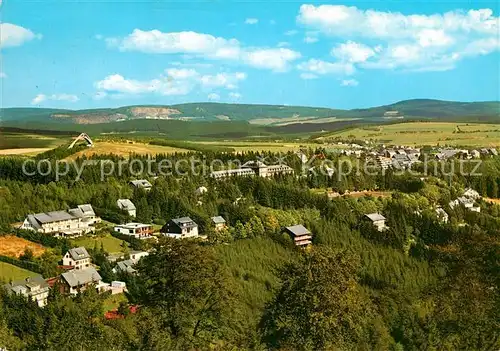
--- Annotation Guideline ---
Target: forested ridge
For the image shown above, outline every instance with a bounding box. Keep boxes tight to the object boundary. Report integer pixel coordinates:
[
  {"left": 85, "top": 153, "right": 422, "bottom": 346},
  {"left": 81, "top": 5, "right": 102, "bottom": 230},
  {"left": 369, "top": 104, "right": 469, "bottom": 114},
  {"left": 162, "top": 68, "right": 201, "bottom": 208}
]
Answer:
[{"left": 0, "top": 148, "right": 499, "bottom": 350}]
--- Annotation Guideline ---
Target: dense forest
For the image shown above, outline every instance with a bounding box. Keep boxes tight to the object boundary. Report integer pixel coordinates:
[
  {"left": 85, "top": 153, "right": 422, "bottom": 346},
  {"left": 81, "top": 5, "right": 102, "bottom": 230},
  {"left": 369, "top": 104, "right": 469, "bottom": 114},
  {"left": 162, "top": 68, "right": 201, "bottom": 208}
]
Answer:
[{"left": 0, "top": 147, "right": 499, "bottom": 350}]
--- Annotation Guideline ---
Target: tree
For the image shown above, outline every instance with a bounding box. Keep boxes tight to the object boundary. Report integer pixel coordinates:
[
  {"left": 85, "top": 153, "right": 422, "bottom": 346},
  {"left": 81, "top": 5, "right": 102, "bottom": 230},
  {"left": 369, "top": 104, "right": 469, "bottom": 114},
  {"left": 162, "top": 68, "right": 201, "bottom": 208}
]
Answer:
[
  {"left": 133, "top": 238, "right": 234, "bottom": 347},
  {"left": 260, "top": 248, "right": 385, "bottom": 350}
]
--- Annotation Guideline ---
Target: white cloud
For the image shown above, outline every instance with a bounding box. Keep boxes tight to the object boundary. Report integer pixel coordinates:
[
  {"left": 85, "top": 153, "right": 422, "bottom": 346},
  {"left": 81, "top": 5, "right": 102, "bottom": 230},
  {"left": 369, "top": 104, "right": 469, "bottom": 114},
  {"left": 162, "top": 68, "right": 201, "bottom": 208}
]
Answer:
[
  {"left": 95, "top": 74, "right": 192, "bottom": 96},
  {"left": 331, "top": 41, "right": 376, "bottom": 63},
  {"left": 106, "top": 29, "right": 301, "bottom": 72},
  {"left": 244, "top": 48, "right": 301, "bottom": 71},
  {"left": 284, "top": 30, "right": 298, "bottom": 36},
  {"left": 95, "top": 68, "right": 246, "bottom": 98},
  {"left": 304, "top": 36, "right": 318, "bottom": 44},
  {"left": 229, "top": 92, "right": 242, "bottom": 101},
  {"left": 341, "top": 79, "right": 359, "bottom": 86},
  {"left": 297, "top": 59, "right": 355, "bottom": 76},
  {"left": 31, "top": 93, "right": 79, "bottom": 105},
  {"left": 245, "top": 18, "right": 259, "bottom": 25},
  {"left": 200, "top": 72, "right": 246, "bottom": 89},
  {"left": 277, "top": 42, "right": 290, "bottom": 47},
  {"left": 0, "top": 72, "right": 6, "bottom": 79},
  {"left": 297, "top": 5, "right": 499, "bottom": 72},
  {"left": 207, "top": 93, "right": 220, "bottom": 101},
  {"left": 0, "top": 23, "right": 41, "bottom": 48}
]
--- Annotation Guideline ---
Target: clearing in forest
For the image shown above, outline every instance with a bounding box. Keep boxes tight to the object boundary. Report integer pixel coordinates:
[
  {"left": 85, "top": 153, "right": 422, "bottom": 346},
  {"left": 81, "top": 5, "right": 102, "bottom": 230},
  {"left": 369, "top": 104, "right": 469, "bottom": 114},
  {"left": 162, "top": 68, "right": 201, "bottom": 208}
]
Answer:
[{"left": 0, "top": 236, "right": 46, "bottom": 258}]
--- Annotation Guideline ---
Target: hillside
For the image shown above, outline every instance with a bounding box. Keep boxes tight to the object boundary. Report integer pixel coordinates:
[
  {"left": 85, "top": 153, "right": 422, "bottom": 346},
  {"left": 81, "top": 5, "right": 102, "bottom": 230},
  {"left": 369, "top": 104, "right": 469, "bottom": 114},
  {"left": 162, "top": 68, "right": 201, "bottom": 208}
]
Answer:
[{"left": 1, "top": 99, "right": 498, "bottom": 125}]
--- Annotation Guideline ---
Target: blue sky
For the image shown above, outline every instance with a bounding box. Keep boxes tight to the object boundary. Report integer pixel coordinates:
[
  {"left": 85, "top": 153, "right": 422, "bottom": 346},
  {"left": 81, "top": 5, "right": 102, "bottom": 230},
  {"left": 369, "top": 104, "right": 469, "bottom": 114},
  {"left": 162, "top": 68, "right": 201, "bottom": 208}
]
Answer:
[{"left": 1, "top": 0, "right": 499, "bottom": 109}]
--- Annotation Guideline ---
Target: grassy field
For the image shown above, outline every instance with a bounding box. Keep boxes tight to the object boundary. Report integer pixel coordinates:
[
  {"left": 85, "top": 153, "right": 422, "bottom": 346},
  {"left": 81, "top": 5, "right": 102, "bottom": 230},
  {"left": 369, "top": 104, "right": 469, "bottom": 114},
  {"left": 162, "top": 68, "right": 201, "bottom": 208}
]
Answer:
[
  {"left": 0, "top": 262, "right": 38, "bottom": 281},
  {"left": 0, "top": 236, "right": 46, "bottom": 258},
  {"left": 197, "top": 141, "right": 321, "bottom": 152},
  {"left": 323, "top": 122, "right": 500, "bottom": 147},
  {"left": 103, "top": 293, "right": 128, "bottom": 311},
  {"left": 71, "top": 234, "right": 126, "bottom": 254},
  {"left": 67, "top": 141, "right": 190, "bottom": 159}
]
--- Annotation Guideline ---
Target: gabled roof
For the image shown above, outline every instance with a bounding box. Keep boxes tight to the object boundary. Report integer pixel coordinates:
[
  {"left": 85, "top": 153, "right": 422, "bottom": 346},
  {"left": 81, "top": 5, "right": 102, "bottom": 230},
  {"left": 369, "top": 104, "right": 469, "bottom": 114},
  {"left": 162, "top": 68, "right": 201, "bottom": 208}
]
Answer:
[
  {"left": 285, "top": 224, "right": 311, "bottom": 237},
  {"left": 61, "top": 267, "right": 101, "bottom": 287},
  {"left": 241, "top": 160, "right": 267, "bottom": 168},
  {"left": 4, "top": 275, "right": 49, "bottom": 292},
  {"left": 171, "top": 217, "right": 197, "bottom": 227},
  {"left": 116, "top": 260, "right": 137, "bottom": 274},
  {"left": 117, "top": 199, "right": 136, "bottom": 210},
  {"left": 34, "top": 211, "right": 75, "bottom": 224},
  {"left": 211, "top": 216, "right": 226, "bottom": 224},
  {"left": 130, "top": 179, "right": 152, "bottom": 188},
  {"left": 67, "top": 247, "right": 90, "bottom": 261},
  {"left": 365, "top": 213, "right": 386, "bottom": 222}
]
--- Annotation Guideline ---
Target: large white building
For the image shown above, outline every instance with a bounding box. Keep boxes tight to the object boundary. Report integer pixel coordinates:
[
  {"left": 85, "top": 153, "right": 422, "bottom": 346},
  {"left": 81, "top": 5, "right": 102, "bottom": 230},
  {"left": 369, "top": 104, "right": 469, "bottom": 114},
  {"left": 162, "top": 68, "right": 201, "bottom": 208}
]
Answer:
[
  {"left": 210, "top": 161, "right": 293, "bottom": 179},
  {"left": 114, "top": 223, "right": 153, "bottom": 239},
  {"left": 20, "top": 204, "right": 100, "bottom": 238}
]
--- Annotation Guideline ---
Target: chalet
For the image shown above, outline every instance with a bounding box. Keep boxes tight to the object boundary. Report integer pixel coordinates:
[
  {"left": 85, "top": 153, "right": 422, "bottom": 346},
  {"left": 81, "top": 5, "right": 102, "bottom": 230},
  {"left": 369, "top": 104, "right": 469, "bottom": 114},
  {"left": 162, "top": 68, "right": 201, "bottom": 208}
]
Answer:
[
  {"left": 364, "top": 213, "right": 388, "bottom": 232},
  {"left": 284, "top": 225, "right": 313, "bottom": 247},
  {"left": 113, "top": 260, "right": 137, "bottom": 274},
  {"left": 210, "top": 161, "right": 293, "bottom": 179},
  {"left": 161, "top": 217, "right": 199, "bottom": 239},
  {"left": 114, "top": 223, "right": 153, "bottom": 239},
  {"left": 117, "top": 199, "right": 136, "bottom": 217},
  {"left": 4, "top": 276, "right": 50, "bottom": 307},
  {"left": 60, "top": 267, "right": 104, "bottom": 295},
  {"left": 62, "top": 247, "right": 91, "bottom": 270},
  {"left": 211, "top": 216, "right": 227, "bottom": 231},
  {"left": 113, "top": 251, "right": 149, "bottom": 275},
  {"left": 129, "top": 179, "right": 152, "bottom": 191},
  {"left": 20, "top": 204, "right": 99, "bottom": 238}
]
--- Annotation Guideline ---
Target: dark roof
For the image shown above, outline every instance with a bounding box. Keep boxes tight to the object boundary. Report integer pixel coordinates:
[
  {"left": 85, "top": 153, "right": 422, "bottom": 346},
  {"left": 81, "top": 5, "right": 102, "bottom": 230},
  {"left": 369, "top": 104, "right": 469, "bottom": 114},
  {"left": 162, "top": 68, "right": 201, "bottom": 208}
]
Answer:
[
  {"left": 67, "top": 247, "right": 90, "bottom": 261},
  {"left": 4, "top": 275, "right": 48, "bottom": 291},
  {"left": 285, "top": 224, "right": 311, "bottom": 237},
  {"left": 171, "top": 217, "right": 197, "bottom": 227}
]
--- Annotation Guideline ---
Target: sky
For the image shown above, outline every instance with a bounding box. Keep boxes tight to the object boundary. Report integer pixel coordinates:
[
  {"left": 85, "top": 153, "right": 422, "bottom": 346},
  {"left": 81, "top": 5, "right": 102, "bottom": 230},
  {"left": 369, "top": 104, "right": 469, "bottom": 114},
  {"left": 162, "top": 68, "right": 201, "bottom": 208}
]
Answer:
[{"left": 1, "top": 0, "right": 499, "bottom": 110}]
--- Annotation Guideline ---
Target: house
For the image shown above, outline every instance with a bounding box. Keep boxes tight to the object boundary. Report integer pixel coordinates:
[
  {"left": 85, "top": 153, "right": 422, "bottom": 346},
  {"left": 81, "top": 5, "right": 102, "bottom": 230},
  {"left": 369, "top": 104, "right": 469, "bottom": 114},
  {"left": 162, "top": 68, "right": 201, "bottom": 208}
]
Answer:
[
  {"left": 470, "top": 150, "right": 481, "bottom": 159},
  {"left": 60, "top": 267, "right": 104, "bottom": 295},
  {"left": 161, "top": 217, "right": 199, "bottom": 239},
  {"left": 62, "top": 247, "right": 91, "bottom": 270},
  {"left": 117, "top": 199, "right": 136, "bottom": 218},
  {"left": 449, "top": 197, "right": 481, "bottom": 212},
  {"left": 435, "top": 207, "right": 449, "bottom": 223},
  {"left": 210, "top": 161, "right": 293, "bottom": 179},
  {"left": 114, "top": 223, "right": 153, "bottom": 239},
  {"left": 113, "top": 260, "right": 137, "bottom": 274},
  {"left": 491, "top": 148, "right": 498, "bottom": 156},
  {"left": 68, "top": 204, "right": 101, "bottom": 225},
  {"left": 130, "top": 250, "right": 149, "bottom": 261},
  {"left": 129, "top": 179, "right": 152, "bottom": 191},
  {"left": 463, "top": 188, "right": 481, "bottom": 200},
  {"left": 435, "top": 149, "right": 459, "bottom": 161},
  {"left": 211, "top": 216, "right": 226, "bottom": 231},
  {"left": 4, "top": 276, "right": 50, "bottom": 307},
  {"left": 283, "top": 225, "right": 313, "bottom": 247},
  {"left": 364, "top": 213, "right": 388, "bottom": 232},
  {"left": 113, "top": 251, "right": 149, "bottom": 275},
  {"left": 383, "top": 110, "right": 403, "bottom": 118},
  {"left": 20, "top": 204, "right": 99, "bottom": 238}
]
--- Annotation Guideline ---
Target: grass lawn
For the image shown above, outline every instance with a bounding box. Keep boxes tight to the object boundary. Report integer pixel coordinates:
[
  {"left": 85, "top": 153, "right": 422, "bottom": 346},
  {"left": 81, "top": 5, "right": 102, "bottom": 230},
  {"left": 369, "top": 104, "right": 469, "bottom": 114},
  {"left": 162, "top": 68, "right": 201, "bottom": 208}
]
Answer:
[
  {"left": 66, "top": 141, "right": 189, "bottom": 159},
  {"left": 103, "top": 293, "right": 128, "bottom": 311},
  {"left": 71, "top": 234, "right": 126, "bottom": 254},
  {"left": 324, "top": 122, "right": 500, "bottom": 147},
  {"left": 197, "top": 141, "right": 321, "bottom": 153},
  {"left": 0, "top": 262, "right": 38, "bottom": 281}
]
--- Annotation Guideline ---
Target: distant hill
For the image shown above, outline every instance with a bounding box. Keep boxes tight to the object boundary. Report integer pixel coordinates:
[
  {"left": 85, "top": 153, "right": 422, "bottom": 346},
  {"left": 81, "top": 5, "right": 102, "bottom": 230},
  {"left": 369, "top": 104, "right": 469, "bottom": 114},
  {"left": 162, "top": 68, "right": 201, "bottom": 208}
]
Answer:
[{"left": 1, "top": 99, "right": 498, "bottom": 125}]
